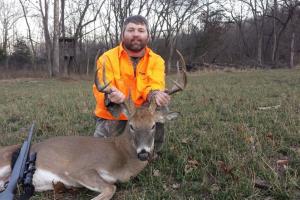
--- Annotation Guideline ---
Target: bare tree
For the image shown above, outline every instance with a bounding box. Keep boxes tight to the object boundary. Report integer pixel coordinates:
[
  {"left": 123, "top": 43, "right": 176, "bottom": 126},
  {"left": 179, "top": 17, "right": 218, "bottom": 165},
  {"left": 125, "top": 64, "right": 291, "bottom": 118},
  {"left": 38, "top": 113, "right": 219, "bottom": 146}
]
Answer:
[
  {"left": 287, "top": 0, "right": 300, "bottom": 68},
  {"left": 290, "top": 21, "right": 295, "bottom": 68},
  {"left": 271, "top": 0, "right": 300, "bottom": 64},
  {"left": 157, "top": 0, "right": 205, "bottom": 71},
  {"left": 0, "top": 0, "right": 21, "bottom": 69},
  {"left": 240, "top": 0, "right": 269, "bottom": 66},
  {"left": 19, "top": 0, "right": 37, "bottom": 70},
  {"left": 271, "top": 0, "right": 277, "bottom": 63},
  {"left": 38, "top": 0, "right": 52, "bottom": 76},
  {"left": 66, "top": 0, "right": 104, "bottom": 73},
  {"left": 224, "top": 0, "right": 251, "bottom": 59},
  {"left": 61, "top": 0, "right": 65, "bottom": 38}
]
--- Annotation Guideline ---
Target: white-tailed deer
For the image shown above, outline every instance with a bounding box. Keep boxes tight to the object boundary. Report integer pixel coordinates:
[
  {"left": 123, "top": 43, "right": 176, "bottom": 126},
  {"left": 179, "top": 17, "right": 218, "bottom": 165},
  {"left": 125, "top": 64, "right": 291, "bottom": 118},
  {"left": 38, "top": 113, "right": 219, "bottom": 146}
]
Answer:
[{"left": 0, "top": 50, "right": 187, "bottom": 200}]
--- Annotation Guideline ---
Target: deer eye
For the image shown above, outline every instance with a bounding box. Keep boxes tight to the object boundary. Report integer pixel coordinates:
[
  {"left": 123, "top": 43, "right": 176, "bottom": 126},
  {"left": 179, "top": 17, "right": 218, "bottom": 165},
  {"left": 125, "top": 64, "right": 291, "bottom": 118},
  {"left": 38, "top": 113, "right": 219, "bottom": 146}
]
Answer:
[
  {"left": 129, "top": 124, "right": 135, "bottom": 131},
  {"left": 151, "top": 124, "right": 156, "bottom": 130}
]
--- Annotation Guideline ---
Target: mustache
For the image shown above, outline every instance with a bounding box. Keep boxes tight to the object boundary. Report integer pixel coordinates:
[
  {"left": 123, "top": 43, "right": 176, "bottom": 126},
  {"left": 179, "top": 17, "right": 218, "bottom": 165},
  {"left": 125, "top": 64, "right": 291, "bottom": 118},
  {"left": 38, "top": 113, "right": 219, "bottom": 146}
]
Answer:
[{"left": 130, "top": 37, "right": 143, "bottom": 41}]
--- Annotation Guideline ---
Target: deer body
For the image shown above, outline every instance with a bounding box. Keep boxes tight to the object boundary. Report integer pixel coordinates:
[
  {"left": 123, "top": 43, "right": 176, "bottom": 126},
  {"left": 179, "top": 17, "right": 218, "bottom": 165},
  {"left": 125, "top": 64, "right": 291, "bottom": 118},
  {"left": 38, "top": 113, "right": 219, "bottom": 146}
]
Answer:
[
  {"left": 31, "top": 134, "right": 148, "bottom": 189},
  {"left": 0, "top": 121, "right": 150, "bottom": 199}
]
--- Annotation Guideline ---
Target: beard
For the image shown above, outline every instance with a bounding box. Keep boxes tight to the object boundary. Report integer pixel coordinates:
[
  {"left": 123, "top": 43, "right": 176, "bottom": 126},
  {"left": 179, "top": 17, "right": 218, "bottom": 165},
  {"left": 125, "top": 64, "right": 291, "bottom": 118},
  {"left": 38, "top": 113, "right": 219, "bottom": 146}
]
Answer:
[{"left": 123, "top": 38, "right": 148, "bottom": 52}]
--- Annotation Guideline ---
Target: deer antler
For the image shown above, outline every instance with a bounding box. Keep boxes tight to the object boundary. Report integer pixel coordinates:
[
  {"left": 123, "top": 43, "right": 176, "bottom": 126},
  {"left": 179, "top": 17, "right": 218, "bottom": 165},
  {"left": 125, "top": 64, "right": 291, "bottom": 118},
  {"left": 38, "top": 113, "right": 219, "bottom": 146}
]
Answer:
[
  {"left": 94, "top": 60, "right": 112, "bottom": 94},
  {"left": 165, "top": 49, "right": 187, "bottom": 95},
  {"left": 94, "top": 60, "right": 136, "bottom": 118}
]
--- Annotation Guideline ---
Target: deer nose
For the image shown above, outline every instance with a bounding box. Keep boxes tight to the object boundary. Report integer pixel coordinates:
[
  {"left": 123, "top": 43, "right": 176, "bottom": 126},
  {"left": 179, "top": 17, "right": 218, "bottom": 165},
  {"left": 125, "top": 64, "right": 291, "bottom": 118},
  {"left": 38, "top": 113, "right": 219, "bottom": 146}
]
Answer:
[{"left": 137, "top": 149, "right": 150, "bottom": 161}]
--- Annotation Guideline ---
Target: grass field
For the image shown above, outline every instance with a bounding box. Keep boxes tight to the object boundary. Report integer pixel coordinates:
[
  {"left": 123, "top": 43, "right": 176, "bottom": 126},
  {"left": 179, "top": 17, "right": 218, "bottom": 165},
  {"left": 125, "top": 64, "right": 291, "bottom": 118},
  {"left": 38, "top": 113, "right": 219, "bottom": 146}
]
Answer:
[{"left": 0, "top": 68, "right": 299, "bottom": 200}]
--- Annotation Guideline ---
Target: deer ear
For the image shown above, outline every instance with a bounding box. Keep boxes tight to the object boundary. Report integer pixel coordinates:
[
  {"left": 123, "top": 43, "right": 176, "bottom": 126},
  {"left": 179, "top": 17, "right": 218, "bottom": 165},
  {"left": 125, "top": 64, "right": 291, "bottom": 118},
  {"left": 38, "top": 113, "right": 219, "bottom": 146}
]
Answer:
[
  {"left": 154, "top": 111, "right": 181, "bottom": 123},
  {"left": 165, "top": 111, "right": 180, "bottom": 121}
]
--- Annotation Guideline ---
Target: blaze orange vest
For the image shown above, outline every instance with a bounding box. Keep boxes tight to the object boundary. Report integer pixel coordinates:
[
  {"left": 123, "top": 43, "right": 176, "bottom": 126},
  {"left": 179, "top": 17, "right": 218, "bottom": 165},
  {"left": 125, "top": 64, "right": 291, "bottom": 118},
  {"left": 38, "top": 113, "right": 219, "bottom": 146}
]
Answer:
[{"left": 93, "top": 43, "right": 165, "bottom": 120}]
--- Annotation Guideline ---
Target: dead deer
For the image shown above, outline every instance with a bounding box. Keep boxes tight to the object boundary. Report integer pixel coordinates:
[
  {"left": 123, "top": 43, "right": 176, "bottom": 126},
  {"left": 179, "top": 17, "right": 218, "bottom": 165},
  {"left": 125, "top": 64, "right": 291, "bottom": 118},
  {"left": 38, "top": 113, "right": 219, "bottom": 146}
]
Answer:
[{"left": 0, "top": 50, "right": 187, "bottom": 200}]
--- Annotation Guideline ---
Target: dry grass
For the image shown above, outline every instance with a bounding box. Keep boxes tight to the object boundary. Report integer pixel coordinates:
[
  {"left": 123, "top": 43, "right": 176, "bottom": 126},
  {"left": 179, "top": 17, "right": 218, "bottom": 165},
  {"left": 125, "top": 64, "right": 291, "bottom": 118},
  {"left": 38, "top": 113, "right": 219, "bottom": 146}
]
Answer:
[{"left": 0, "top": 68, "right": 300, "bottom": 199}]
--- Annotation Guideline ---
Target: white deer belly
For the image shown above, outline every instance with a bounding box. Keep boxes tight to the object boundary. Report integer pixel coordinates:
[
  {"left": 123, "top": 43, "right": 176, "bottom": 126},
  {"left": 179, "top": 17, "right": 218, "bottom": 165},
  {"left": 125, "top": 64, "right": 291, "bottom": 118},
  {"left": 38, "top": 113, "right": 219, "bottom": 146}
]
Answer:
[
  {"left": 33, "top": 169, "right": 79, "bottom": 191},
  {"left": 0, "top": 165, "right": 10, "bottom": 178}
]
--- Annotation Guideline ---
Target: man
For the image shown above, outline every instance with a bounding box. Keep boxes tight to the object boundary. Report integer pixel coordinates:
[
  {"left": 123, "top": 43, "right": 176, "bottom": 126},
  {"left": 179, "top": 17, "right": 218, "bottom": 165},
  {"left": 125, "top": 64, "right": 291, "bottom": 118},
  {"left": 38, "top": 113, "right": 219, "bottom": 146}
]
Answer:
[{"left": 93, "top": 15, "right": 169, "bottom": 153}]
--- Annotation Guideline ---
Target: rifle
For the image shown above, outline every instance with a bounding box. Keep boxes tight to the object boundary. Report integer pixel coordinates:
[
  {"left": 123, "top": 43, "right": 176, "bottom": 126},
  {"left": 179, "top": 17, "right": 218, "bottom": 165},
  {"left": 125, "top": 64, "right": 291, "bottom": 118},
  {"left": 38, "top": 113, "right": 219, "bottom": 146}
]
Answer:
[{"left": 0, "top": 123, "right": 36, "bottom": 200}]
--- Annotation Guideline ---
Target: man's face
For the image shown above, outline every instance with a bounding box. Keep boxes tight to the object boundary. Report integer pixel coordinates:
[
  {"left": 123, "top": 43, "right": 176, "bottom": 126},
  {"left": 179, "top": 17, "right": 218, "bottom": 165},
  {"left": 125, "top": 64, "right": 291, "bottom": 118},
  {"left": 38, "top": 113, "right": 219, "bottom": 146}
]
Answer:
[{"left": 122, "top": 22, "right": 149, "bottom": 52}]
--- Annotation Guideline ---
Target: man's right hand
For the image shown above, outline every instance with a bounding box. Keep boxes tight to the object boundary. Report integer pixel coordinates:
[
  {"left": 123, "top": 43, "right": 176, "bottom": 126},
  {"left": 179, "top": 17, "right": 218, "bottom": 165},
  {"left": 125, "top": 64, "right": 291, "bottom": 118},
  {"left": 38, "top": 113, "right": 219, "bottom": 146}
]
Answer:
[{"left": 108, "top": 87, "right": 125, "bottom": 104}]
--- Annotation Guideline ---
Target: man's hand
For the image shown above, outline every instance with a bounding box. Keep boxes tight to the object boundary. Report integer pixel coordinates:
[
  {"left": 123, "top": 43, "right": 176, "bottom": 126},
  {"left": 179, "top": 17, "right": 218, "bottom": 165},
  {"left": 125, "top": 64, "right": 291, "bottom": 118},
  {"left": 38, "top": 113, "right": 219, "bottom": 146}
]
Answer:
[
  {"left": 154, "top": 91, "right": 170, "bottom": 107},
  {"left": 108, "top": 87, "right": 125, "bottom": 104}
]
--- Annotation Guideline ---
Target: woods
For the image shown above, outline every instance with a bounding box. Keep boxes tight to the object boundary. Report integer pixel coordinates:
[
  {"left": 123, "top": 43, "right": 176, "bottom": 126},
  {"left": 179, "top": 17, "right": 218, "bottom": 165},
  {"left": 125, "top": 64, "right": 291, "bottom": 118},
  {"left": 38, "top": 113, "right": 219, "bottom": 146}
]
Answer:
[{"left": 0, "top": 0, "right": 299, "bottom": 77}]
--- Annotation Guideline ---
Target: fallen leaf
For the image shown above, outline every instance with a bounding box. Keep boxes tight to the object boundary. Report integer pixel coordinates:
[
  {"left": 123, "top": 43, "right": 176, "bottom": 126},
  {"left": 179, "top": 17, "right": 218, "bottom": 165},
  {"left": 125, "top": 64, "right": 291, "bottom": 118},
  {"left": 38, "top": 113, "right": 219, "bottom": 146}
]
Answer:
[
  {"left": 276, "top": 159, "right": 288, "bottom": 166},
  {"left": 266, "top": 132, "right": 273, "bottom": 140},
  {"left": 53, "top": 181, "right": 66, "bottom": 194},
  {"left": 169, "top": 145, "right": 175, "bottom": 151},
  {"left": 210, "top": 184, "right": 220, "bottom": 192},
  {"left": 153, "top": 169, "right": 160, "bottom": 177},
  {"left": 163, "top": 184, "right": 168, "bottom": 191},
  {"left": 245, "top": 136, "right": 255, "bottom": 144},
  {"left": 217, "top": 161, "right": 233, "bottom": 174},
  {"left": 254, "top": 178, "right": 270, "bottom": 190},
  {"left": 172, "top": 183, "right": 180, "bottom": 189},
  {"left": 217, "top": 161, "right": 238, "bottom": 181},
  {"left": 184, "top": 158, "right": 199, "bottom": 173},
  {"left": 181, "top": 137, "right": 189, "bottom": 144},
  {"left": 236, "top": 124, "right": 247, "bottom": 132}
]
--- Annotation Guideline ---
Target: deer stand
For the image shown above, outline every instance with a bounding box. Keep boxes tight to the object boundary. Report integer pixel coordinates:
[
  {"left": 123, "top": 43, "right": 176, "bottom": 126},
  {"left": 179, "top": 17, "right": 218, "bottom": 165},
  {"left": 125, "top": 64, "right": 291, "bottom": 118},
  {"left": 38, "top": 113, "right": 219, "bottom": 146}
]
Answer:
[{"left": 59, "top": 37, "right": 78, "bottom": 76}]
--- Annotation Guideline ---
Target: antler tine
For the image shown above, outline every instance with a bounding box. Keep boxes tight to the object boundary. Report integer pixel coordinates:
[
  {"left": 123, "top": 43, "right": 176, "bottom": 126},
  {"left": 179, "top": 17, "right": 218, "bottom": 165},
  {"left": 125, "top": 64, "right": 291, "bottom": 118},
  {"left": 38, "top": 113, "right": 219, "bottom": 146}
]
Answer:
[
  {"left": 122, "top": 90, "right": 136, "bottom": 119},
  {"left": 94, "top": 60, "right": 112, "bottom": 94},
  {"left": 166, "top": 49, "right": 187, "bottom": 95}
]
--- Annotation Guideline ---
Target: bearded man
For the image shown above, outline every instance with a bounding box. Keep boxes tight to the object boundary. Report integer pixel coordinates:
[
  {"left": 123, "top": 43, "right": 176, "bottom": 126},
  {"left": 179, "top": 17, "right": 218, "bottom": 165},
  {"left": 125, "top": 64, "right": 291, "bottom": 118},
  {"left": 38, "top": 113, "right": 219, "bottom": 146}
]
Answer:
[{"left": 93, "top": 15, "right": 169, "bottom": 153}]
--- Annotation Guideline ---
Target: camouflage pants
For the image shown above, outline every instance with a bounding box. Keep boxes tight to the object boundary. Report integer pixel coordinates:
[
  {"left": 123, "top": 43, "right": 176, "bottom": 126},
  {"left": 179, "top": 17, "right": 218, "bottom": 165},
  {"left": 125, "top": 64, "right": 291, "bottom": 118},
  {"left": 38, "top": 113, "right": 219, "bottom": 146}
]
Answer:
[{"left": 93, "top": 118, "right": 165, "bottom": 153}]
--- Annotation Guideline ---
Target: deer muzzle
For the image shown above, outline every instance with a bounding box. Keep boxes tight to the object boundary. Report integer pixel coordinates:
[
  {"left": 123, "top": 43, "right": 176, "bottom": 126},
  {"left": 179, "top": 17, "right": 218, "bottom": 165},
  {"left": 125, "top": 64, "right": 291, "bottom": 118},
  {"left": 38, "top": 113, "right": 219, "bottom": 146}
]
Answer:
[{"left": 137, "top": 149, "right": 151, "bottom": 161}]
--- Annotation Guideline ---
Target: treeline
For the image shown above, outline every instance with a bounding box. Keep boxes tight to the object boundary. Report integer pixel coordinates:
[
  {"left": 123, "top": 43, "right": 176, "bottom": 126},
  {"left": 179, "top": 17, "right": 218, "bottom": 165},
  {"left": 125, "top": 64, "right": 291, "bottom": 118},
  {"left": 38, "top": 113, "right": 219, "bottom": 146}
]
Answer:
[{"left": 0, "top": 0, "right": 299, "bottom": 76}]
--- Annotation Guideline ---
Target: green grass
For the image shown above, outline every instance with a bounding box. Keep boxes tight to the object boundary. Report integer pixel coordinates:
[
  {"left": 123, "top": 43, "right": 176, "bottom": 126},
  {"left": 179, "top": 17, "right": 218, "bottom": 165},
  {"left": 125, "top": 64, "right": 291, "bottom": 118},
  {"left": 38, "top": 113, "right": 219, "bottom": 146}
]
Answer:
[{"left": 0, "top": 68, "right": 300, "bottom": 199}]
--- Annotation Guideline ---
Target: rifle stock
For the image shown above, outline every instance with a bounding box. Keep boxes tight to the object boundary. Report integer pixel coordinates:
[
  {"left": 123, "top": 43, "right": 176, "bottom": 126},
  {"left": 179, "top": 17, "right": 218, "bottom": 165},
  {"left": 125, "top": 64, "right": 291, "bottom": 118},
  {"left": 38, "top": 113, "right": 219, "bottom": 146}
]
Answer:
[{"left": 0, "top": 123, "right": 35, "bottom": 200}]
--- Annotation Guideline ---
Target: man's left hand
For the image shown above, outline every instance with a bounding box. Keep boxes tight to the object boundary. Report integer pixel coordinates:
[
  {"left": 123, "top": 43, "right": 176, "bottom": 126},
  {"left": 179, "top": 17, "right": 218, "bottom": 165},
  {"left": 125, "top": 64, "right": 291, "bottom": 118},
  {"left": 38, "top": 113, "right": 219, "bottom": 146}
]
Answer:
[{"left": 154, "top": 91, "right": 170, "bottom": 107}]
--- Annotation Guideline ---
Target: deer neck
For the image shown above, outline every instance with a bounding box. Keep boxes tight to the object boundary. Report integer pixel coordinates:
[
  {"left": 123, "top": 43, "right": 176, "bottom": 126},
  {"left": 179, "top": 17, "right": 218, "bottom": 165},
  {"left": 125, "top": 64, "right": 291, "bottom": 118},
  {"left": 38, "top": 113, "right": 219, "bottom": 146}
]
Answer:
[{"left": 115, "top": 126, "right": 136, "bottom": 159}]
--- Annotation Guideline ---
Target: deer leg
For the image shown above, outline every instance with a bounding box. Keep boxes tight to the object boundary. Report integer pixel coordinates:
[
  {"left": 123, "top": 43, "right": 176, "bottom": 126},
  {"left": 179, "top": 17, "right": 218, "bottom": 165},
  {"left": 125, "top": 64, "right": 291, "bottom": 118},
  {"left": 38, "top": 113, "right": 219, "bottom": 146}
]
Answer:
[
  {"left": 0, "top": 165, "right": 11, "bottom": 191},
  {"left": 68, "top": 169, "right": 116, "bottom": 200},
  {"left": 0, "top": 176, "right": 9, "bottom": 192},
  {"left": 90, "top": 184, "right": 116, "bottom": 200}
]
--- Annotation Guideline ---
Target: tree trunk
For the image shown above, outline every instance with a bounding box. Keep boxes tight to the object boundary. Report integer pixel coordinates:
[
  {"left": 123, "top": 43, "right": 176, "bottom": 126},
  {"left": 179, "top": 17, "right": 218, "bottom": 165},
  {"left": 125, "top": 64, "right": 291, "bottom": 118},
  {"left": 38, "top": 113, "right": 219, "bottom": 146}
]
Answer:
[
  {"left": 61, "top": 0, "right": 68, "bottom": 76},
  {"left": 257, "top": 32, "right": 263, "bottom": 66},
  {"left": 271, "top": 0, "right": 277, "bottom": 64},
  {"left": 290, "top": 32, "right": 295, "bottom": 68},
  {"left": 53, "top": 0, "right": 60, "bottom": 76},
  {"left": 19, "top": 0, "right": 37, "bottom": 70},
  {"left": 167, "top": 36, "right": 177, "bottom": 73},
  {"left": 3, "top": 24, "right": 9, "bottom": 70},
  {"left": 39, "top": 0, "right": 53, "bottom": 77}
]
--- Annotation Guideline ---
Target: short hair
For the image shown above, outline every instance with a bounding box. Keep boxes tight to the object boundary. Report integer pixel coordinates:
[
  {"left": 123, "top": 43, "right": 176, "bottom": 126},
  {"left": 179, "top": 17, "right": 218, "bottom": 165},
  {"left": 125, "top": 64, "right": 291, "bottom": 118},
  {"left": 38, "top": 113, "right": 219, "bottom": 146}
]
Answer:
[{"left": 121, "top": 15, "right": 149, "bottom": 35}]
